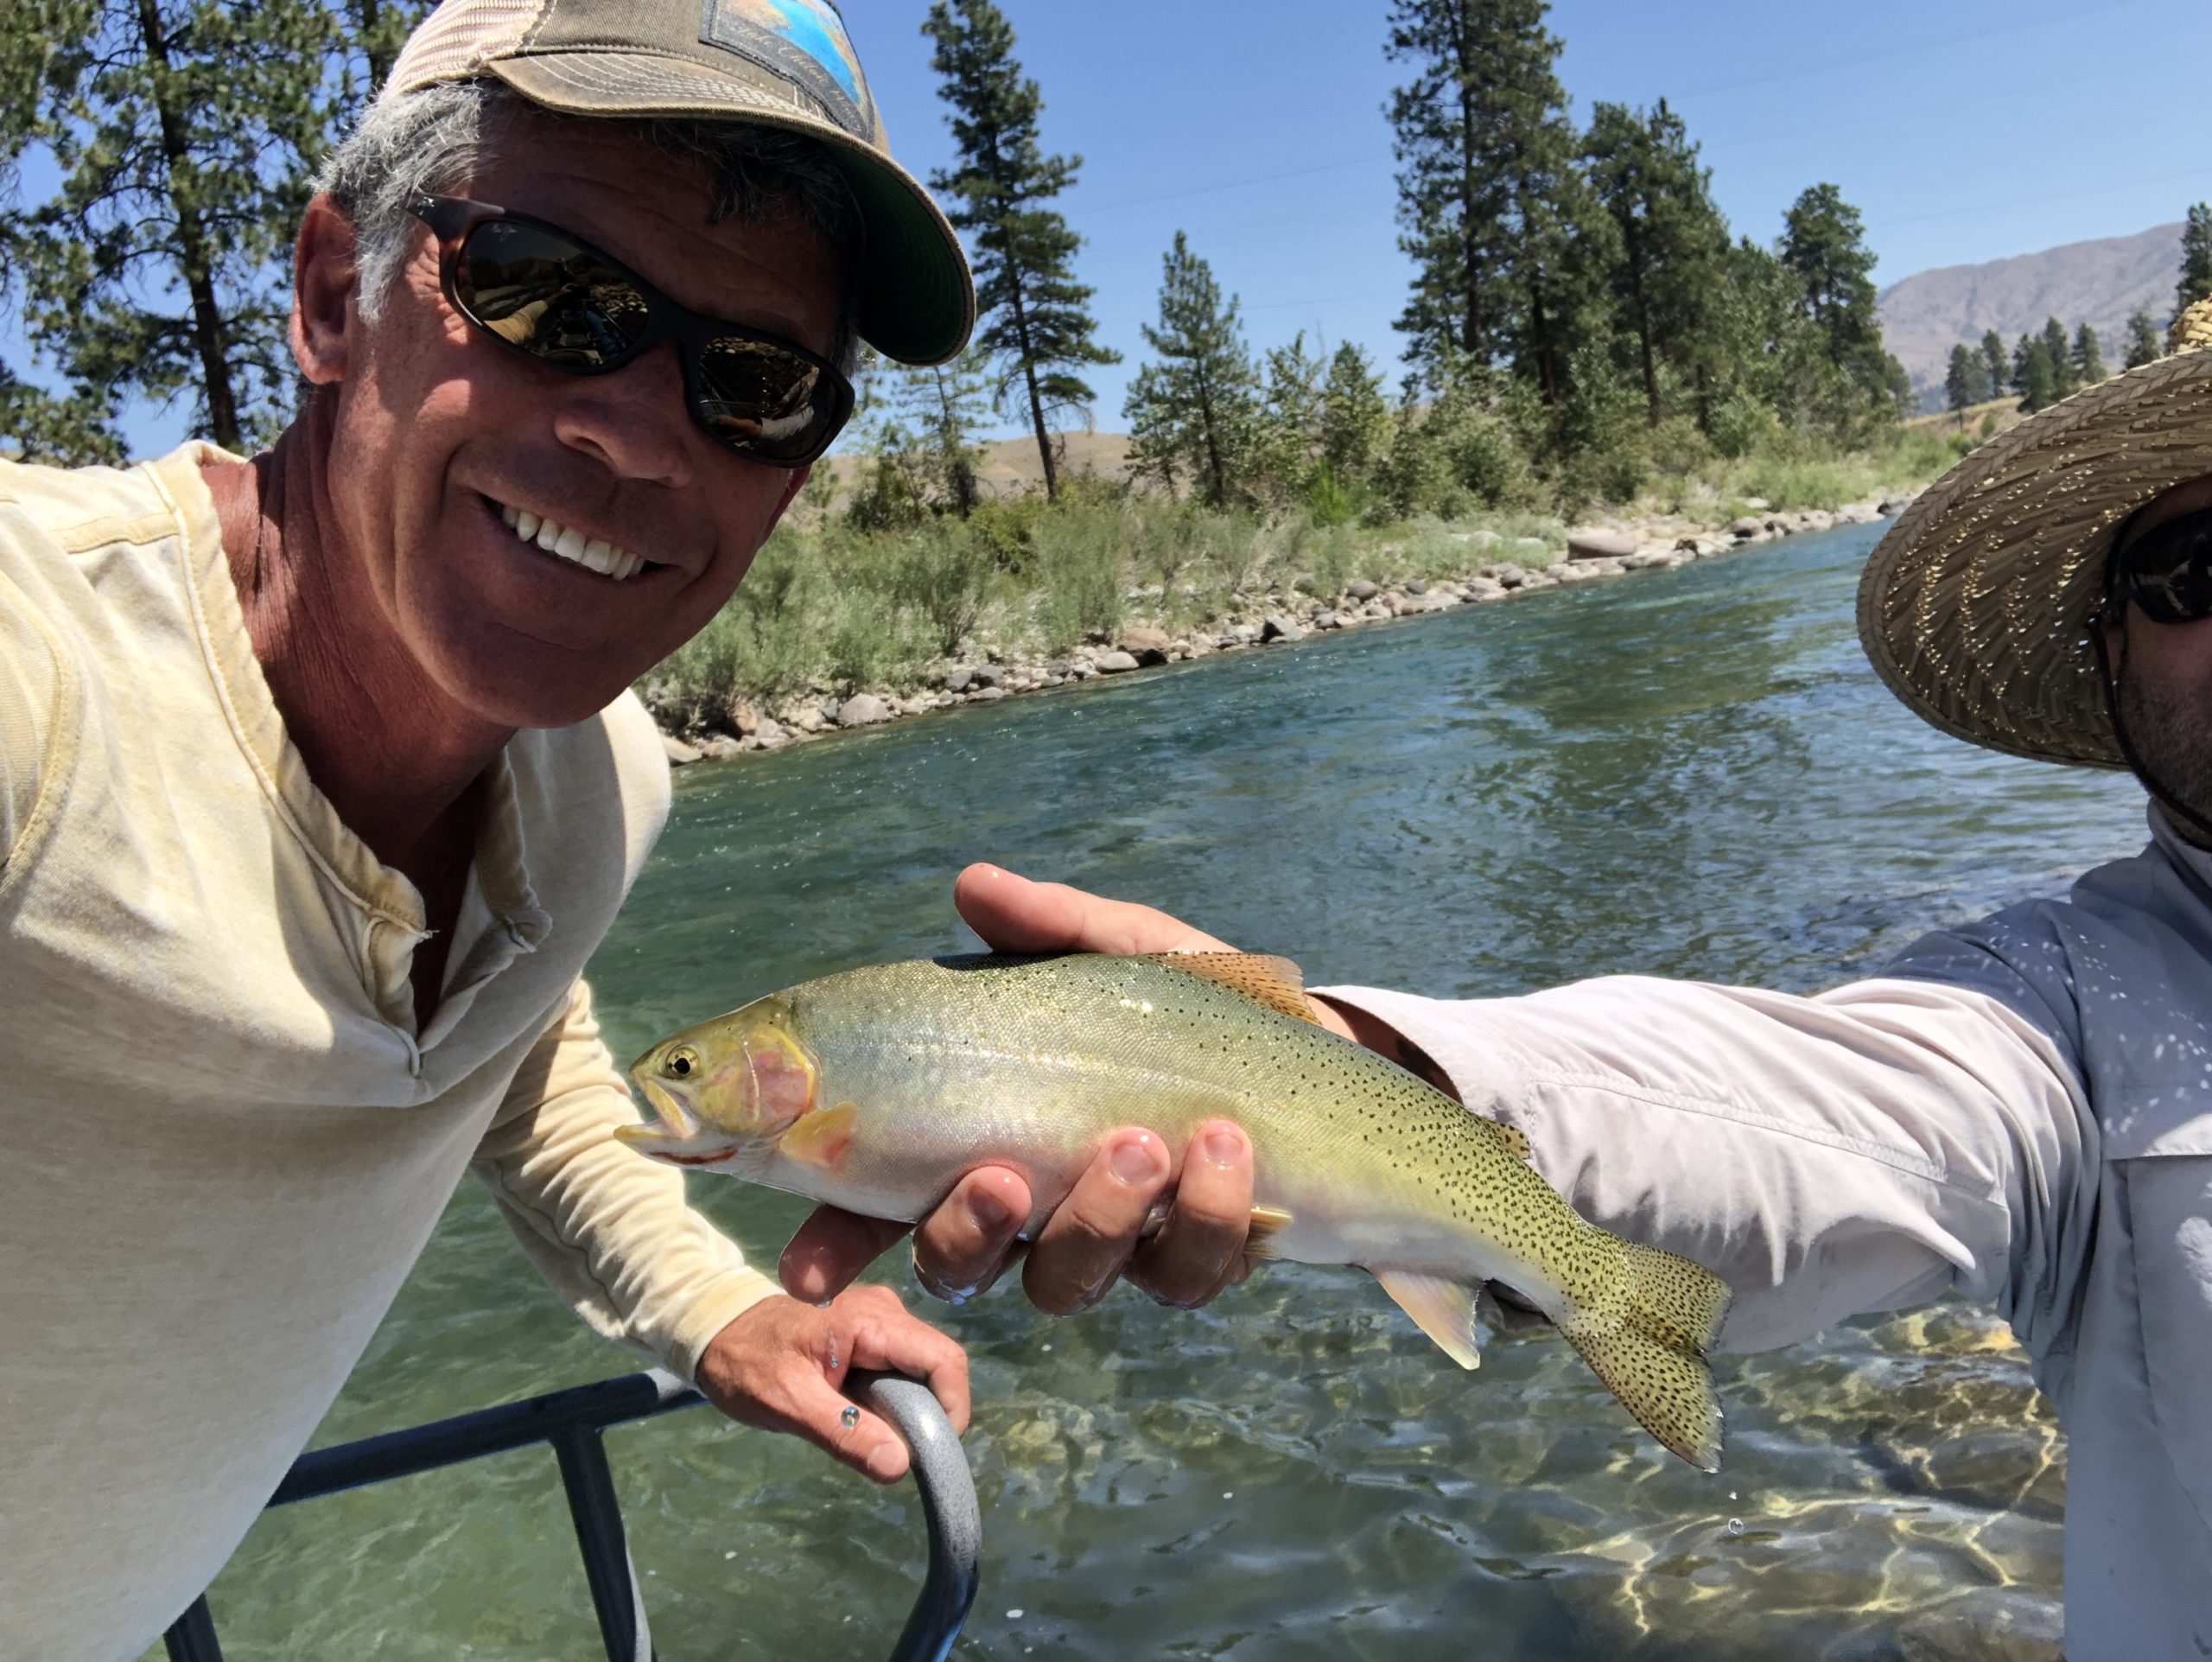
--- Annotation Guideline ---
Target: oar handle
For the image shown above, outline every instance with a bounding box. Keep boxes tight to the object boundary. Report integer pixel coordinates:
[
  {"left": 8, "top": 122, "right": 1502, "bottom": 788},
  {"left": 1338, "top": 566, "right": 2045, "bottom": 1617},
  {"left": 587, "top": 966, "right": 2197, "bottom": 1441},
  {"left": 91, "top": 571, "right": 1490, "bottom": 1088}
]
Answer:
[{"left": 847, "top": 1369, "right": 982, "bottom": 1662}]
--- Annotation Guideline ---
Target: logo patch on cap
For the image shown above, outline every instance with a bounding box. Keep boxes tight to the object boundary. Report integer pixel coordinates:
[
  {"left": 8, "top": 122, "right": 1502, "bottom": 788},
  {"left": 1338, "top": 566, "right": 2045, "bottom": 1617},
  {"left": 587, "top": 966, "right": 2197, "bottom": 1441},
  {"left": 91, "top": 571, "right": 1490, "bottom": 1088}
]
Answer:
[{"left": 700, "top": 0, "right": 874, "bottom": 140}]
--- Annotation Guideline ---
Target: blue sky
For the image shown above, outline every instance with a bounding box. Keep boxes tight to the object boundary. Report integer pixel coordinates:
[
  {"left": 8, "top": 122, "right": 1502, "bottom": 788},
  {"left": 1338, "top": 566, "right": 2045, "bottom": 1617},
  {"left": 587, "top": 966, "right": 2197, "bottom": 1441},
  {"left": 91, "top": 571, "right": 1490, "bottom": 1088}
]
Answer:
[{"left": 37, "top": 0, "right": 2212, "bottom": 456}]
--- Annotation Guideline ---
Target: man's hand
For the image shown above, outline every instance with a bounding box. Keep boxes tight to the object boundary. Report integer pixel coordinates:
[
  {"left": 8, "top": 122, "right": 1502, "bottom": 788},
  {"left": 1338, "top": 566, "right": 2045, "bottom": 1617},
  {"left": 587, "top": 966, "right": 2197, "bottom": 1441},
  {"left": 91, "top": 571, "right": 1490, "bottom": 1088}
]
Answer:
[
  {"left": 694, "top": 1285, "right": 969, "bottom": 1484},
  {"left": 781, "top": 863, "right": 1309, "bottom": 1315}
]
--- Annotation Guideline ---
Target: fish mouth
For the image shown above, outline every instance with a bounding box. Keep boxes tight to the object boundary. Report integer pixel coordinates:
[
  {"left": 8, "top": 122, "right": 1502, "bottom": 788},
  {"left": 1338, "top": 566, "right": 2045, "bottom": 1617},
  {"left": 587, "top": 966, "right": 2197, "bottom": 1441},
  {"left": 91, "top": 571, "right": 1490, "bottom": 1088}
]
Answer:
[{"left": 627, "top": 1070, "right": 699, "bottom": 1140}]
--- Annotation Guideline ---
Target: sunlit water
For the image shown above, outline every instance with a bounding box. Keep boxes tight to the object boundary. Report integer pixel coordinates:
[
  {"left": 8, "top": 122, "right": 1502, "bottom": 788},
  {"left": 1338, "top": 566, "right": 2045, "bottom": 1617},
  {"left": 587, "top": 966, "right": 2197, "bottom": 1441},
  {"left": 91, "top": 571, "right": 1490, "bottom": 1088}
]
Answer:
[{"left": 175, "top": 522, "right": 2143, "bottom": 1659}]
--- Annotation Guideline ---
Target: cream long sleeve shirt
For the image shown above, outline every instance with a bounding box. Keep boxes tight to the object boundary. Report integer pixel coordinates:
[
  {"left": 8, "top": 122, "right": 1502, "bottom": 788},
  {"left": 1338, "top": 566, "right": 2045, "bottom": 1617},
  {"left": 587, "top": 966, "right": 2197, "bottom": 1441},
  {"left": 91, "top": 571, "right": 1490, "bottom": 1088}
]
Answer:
[
  {"left": 0, "top": 447, "right": 779, "bottom": 1662},
  {"left": 1320, "top": 806, "right": 2212, "bottom": 1660}
]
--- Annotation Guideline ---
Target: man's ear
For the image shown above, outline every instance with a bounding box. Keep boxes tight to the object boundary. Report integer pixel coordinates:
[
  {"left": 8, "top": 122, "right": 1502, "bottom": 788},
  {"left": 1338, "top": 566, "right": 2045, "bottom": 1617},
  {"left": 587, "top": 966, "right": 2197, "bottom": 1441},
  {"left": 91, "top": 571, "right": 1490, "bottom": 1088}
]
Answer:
[{"left": 290, "top": 194, "right": 359, "bottom": 387}]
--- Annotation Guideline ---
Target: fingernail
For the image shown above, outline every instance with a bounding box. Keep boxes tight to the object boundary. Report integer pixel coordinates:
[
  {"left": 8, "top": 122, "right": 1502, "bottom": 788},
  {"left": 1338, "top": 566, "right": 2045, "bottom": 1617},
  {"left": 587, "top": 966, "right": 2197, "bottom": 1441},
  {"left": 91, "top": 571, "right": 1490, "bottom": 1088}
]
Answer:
[
  {"left": 1203, "top": 1126, "right": 1245, "bottom": 1166},
  {"left": 968, "top": 1188, "right": 1013, "bottom": 1232},
  {"left": 1110, "top": 1135, "right": 1163, "bottom": 1184},
  {"left": 866, "top": 1442, "right": 905, "bottom": 1481}
]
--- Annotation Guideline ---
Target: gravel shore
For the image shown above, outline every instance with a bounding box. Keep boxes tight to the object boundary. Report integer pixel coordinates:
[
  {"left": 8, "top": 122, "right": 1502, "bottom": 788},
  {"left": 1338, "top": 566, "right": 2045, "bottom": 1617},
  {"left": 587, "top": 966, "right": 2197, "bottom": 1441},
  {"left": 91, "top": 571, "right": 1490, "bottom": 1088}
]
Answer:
[{"left": 657, "top": 493, "right": 1917, "bottom": 766}]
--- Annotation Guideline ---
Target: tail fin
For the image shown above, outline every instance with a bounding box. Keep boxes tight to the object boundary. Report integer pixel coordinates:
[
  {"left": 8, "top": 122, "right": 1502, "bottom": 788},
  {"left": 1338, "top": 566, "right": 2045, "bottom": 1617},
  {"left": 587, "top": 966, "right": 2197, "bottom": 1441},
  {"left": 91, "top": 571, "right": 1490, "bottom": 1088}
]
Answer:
[{"left": 1557, "top": 1241, "right": 1731, "bottom": 1472}]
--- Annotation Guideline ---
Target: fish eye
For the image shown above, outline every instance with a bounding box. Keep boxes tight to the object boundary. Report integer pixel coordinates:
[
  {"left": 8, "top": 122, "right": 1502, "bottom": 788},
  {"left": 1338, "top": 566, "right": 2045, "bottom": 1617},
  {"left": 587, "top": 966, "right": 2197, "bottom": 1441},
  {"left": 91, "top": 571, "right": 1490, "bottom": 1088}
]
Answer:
[{"left": 666, "top": 1046, "right": 699, "bottom": 1079}]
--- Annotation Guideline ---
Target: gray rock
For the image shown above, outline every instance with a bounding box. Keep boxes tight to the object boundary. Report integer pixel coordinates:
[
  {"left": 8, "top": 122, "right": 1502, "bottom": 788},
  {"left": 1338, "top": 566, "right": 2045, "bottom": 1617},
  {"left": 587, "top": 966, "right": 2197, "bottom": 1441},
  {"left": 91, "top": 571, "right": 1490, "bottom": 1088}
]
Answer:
[
  {"left": 1344, "top": 578, "right": 1380, "bottom": 601},
  {"left": 1093, "top": 649, "right": 1141, "bottom": 673},
  {"left": 1566, "top": 525, "right": 1637, "bottom": 560},
  {"left": 1120, "top": 624, "right": 1172, "bottom": 656},
  {"left": 725, "top": 699, "right": 763, "bottom": 735},
  {"left": 1493, "top": 564, "right": 1529, "bottom": 589},
  {"left": 1878, "top": 493, "right": 1917, "bottom": 517},
  {"left": 697, "top": 735, "right": 743, "bottom": 761},
  {"left": 1313, "top": 610, "right": 1341, "bottom": 629},
  {"left": 661, "top": 734, "right": 702, "bottom": 766},
  {"left": 1728, "top": 515, "right": 1765, "bottom": 538},
  {"left": 835, "top": 693, "right": 892, "bottom": 728},
  {"left": 969, "top": 685, "right": 1008, "bottom": 700},
  {"left": 1262, "top": 615, "right": 1306, "bottom": 643},
  {"left": 1623, "top": 551, "right": 1677, "bottom": 570},
  {"left": 789, "top": 706, "right": 826, "bottom": 734},
  {"left": 943, "top": 665, "right": 974, "bottom": 693},
  {"left": 1402, "top": 578, "right": 1429, "bottom": 595},
  {"left": 971, "top": 664, "right": 1006, "bottom": 689},
  {"left": 1466, "top": 577, "right": 1507, "bottom": 601},
  {"left": 753, "top": 716, "right": 788, "bottom": 745}
]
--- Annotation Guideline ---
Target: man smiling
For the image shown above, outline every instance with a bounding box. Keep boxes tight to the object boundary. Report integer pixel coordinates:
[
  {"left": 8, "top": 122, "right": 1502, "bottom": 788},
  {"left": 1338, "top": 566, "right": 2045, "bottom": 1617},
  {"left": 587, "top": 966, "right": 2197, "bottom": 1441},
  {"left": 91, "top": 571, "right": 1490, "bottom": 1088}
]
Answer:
[{"left": 0, "top": 4, "right": 1035, "bottom": 1657}]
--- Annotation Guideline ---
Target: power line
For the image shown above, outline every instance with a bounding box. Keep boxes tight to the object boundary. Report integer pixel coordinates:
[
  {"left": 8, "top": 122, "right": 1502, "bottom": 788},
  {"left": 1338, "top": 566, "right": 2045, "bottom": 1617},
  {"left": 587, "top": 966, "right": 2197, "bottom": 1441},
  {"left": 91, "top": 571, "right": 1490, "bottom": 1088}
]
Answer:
[{"left": 1666, "top": 0, "right": 2158, "bottom": 102}]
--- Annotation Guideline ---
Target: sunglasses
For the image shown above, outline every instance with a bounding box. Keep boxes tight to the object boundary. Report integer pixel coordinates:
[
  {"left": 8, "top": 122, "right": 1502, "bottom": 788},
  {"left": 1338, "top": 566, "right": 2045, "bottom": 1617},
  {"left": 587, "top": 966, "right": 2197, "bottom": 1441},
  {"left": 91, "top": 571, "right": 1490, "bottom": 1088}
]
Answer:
[
  {"left": 2109, "top": 505, "right": 2212, "bottom": 626},
  {"left": 406, "top": 194, "right": 854, "bottom": 468}
]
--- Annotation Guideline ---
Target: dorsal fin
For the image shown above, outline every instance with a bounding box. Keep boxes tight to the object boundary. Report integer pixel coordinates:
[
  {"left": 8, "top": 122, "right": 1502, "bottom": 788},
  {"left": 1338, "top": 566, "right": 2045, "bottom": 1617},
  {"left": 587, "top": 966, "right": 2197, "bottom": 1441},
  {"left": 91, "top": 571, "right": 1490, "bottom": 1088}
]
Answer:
[{"left": 1132, "top": 952, "right": 1319, "bottom": 1024}]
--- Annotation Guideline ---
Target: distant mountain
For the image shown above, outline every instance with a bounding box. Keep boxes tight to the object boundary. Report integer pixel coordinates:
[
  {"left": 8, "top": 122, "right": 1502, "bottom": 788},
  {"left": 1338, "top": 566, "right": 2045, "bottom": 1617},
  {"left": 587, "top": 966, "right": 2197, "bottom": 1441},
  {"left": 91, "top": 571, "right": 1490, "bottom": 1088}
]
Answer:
[{"left": 1878, "top": 222, "right": 2183, "bottom": 393}]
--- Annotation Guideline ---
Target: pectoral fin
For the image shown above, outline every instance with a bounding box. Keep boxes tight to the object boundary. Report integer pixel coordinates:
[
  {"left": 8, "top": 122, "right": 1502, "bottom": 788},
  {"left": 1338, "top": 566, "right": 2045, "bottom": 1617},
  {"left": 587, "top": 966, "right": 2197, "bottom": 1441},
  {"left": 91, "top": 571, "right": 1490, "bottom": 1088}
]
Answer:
[
  {"left": 1373, "top": 1268, "right": 1484, "bottom": 1369},
  {"left": 1243, "top": 1203, "right": 1294, "bottom": 1270},
  {"left": 778, "top": 1101, "right": 860, "bottom": 1172}
]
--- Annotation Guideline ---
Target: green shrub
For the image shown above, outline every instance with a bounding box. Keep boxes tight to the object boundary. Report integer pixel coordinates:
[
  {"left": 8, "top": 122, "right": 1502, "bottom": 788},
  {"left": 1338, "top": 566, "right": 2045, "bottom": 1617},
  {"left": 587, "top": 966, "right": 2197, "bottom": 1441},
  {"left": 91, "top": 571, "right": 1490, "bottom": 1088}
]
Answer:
[
  {"left": 1030, "top": 501, "right": 1128, "bottom": 652},
  {"left": 887, "top": 518, "right": 997, "bottom": 656}
]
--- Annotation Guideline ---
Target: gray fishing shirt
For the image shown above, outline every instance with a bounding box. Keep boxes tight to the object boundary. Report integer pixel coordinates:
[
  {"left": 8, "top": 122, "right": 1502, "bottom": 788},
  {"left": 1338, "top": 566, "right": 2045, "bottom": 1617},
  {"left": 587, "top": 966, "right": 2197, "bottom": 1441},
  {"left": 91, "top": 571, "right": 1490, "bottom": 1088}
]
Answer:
[{"left": 1324, "top": 805, "right": 2212, "bottom": 1659}]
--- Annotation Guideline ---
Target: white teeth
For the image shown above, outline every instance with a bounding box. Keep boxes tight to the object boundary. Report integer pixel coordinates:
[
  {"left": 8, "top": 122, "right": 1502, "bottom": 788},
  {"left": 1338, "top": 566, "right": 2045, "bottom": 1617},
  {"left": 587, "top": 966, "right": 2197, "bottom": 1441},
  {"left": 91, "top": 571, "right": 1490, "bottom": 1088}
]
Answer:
[{"left": 493, "top": 499, "right": 645, "bottom": 581}]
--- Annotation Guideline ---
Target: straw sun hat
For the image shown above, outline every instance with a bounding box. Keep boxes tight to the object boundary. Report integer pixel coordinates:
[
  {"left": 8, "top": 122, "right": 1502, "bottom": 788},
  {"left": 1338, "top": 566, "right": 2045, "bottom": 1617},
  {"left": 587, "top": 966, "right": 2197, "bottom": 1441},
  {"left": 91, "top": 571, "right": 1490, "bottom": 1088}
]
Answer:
[{"left": 1858, "top": 297, "right": 2212, "bottom": 768}]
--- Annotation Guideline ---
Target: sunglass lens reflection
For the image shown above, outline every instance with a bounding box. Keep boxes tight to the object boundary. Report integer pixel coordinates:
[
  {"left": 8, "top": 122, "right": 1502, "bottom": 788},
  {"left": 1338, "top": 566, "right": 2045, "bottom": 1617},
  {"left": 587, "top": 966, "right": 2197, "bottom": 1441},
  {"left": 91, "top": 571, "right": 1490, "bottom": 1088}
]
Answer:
[
  {"left": 695, "top": 335, "right": 829, "bottom": 461},
  {"left": 454, "top": 222, "right": 649, "bottom": 367}
]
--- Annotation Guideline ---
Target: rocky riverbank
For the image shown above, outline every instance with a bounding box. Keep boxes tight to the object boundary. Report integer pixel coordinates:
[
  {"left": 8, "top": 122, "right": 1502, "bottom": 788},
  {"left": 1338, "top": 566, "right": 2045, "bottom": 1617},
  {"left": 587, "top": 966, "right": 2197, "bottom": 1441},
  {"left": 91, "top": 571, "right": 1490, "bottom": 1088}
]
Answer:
[{"left": 656, "top": 493, "right": 1917, "bottom": 766}]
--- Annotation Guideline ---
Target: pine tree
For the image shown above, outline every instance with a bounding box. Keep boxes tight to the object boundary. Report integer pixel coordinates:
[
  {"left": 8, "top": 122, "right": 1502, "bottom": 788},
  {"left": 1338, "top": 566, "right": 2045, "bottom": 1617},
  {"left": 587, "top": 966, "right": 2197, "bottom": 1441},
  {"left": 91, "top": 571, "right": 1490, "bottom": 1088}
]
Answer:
[
  {"left": 2012, "top": 334, "right": 2056, "bottom": 412},
  {"left": 1944, "top": 343, "right": 1983, "bottom": 411},
  {"left": 1582, "top": 99, "right": 1731, "bottom": 428},
  {"left": 1246, "top": 333, "right": 1325, "bottom": 506},
  {"left": 1777, "top": 182, "right": 1900, "bottom": 417},
  {"left": 1981, "top": 328, "right": 2010, "bottom": 402},
  {"left": 0, "top": 0, "right": 341, "bottom": 453},
  {"left": 2072, "top": 322, "right": 2107, "bottom": 387},
  {"left": 1120, "top": 232, "right": 1256, "bottom": 508},
  {"left": 1319, "top": 342, "right": 1392, "bottom": 487},
  {"left": 2125, "top": 308, "right": 2164, "bottom": 369},
  {"left": 922, "top": 0, "right": 1116, "bottom": 501},
  {"left": 2042, "top": 315, "right": 2077, "bottom": 402},
  {"left": 2177, "top": 202, "right": 2212, "bottom": 316},
  {"left": 0, "top": 0, "right": 429, "bottom": 458},
  {"left": 1385, "top": 0, "right": 1595, "bottom": 407}
]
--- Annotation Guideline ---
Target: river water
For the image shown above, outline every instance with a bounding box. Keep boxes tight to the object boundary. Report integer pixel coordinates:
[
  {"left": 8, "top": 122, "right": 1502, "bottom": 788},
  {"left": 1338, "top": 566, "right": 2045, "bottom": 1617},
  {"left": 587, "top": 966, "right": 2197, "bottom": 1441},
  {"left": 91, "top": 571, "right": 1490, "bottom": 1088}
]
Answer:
[{"left": 173, "top": 520, "right": 2146, "bottom": 1659}]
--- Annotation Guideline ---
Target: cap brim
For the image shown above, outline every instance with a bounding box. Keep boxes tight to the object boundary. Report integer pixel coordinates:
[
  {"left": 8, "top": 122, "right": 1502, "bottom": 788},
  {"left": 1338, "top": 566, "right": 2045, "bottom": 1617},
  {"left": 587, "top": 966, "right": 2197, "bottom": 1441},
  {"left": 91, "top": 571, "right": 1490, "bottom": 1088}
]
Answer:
[
  {"left": 1857, "top": 345, "right": 2212, "bottom": 769},
  {"left": 490, "top": 54, "right": 974, "bottom": 366}
]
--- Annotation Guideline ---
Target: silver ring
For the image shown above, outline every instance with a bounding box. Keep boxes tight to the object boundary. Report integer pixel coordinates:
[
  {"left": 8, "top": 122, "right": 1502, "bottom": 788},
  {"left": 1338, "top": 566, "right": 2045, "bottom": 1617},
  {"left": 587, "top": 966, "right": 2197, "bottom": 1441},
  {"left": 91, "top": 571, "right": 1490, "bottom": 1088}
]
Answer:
[{"left": 839, "top": 1404, "right": 861, "bottom": 1430}]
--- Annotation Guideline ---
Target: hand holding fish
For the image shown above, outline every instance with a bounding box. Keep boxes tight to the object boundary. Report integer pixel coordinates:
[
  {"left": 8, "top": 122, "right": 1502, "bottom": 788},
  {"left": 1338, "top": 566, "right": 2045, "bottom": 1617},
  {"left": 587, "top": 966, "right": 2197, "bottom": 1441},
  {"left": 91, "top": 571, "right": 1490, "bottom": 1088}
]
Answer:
[
  {"left": 693, "top": 1283, "right": 969, "bottom": 1485},
  {"left": 779, "top": 863, "right": 1265, "bottom": 1315},
  {"left": 629, "top": 863, "right": 1735, "bottom": 1468}
]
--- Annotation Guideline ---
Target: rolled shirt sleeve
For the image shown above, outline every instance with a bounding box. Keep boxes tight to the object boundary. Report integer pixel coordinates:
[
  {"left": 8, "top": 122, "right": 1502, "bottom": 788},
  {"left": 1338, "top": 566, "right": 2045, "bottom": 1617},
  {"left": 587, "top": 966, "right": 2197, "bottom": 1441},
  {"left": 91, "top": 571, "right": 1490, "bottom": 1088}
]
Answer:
[
  {"left": 473, "top": 977, "right": 781, "bottom": 1382},
  {"left": 1313, "top": 972, "right": 2094, "bottom": 1359}
]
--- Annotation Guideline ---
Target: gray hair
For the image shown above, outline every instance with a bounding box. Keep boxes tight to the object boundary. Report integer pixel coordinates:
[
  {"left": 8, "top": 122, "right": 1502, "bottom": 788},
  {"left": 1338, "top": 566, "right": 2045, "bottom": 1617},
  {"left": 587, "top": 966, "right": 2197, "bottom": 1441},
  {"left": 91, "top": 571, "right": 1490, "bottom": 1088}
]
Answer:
[{"left": 312, "top": 80, "right": 863, "bottom": 372}]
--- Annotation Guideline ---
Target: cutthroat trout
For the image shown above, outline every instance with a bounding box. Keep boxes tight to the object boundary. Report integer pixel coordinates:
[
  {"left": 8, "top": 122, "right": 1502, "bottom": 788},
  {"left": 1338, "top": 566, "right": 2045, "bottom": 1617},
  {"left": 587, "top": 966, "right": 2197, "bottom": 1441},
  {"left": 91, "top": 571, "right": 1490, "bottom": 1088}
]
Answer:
[{"left": 618, "top": 952, "right": 1732, "bottom": 1468}]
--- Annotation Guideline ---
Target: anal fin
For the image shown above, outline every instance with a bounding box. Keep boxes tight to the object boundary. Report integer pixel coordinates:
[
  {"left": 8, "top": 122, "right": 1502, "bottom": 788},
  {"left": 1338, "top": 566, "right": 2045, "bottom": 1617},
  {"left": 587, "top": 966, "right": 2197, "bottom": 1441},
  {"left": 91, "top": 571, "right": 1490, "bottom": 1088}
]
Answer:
[{"left": 1372, "top": 1268, "right": 1484, "bottom": 1368}]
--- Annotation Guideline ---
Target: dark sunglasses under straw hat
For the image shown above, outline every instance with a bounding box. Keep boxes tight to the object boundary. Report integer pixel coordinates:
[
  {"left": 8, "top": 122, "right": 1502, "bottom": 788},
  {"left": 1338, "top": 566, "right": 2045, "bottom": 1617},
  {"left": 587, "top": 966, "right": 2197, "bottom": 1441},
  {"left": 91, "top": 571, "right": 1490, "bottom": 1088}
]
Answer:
[
  {"left": 380, "top": 0, "right": 975, "bottom": 370},
  {"left": 1859, "top": 296, "right": 2212, "bottom": 771}
]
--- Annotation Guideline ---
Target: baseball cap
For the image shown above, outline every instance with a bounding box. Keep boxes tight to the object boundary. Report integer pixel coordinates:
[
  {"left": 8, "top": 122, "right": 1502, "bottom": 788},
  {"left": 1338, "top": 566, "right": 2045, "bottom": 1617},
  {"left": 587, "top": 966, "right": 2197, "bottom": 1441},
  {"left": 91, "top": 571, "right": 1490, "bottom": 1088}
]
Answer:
[{"left": 382, "top": 0, "right": 975, "bottom": 366}]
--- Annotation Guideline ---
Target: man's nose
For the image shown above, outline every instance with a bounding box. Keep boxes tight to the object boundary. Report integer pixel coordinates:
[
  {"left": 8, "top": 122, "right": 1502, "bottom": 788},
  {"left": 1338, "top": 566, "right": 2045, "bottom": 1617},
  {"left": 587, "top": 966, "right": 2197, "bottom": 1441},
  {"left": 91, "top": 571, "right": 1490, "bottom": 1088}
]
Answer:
[{"left": 549, "top": 341, "right": 696, "bottom": 489}]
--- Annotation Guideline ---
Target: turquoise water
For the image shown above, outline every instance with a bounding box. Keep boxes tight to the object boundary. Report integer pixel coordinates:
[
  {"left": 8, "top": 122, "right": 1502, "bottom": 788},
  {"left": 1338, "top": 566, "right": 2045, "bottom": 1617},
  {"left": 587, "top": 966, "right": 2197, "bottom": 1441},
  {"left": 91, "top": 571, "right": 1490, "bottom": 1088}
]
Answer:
[{"left": 177, "top": 522, "right": 2139, "bottom": 1659}]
